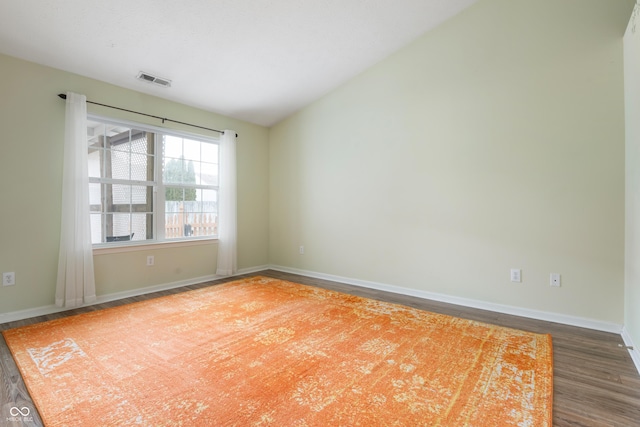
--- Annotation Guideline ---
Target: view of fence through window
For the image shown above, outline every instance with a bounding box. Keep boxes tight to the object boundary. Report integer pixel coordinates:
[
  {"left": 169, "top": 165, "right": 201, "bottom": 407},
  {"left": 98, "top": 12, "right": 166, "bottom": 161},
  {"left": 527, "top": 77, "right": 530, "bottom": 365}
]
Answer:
[
  {"left": 162, "top": 134, "right": 218, "bottom": 240},
  {"left": 87, "top": 119, "right": 219, "bottom": 244}
]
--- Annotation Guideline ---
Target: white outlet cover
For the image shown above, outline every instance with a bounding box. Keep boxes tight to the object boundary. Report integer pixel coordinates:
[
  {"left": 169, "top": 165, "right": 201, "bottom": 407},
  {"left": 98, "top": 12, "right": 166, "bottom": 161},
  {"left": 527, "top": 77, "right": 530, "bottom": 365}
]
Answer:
[
  {"left": 510, "top": 269, "right": 522, "bottom": 283},
  {"left": 2, "top": 272, "right": 16, "bottom": 286},
  {"left": 550, "top": 273, "right": 561, "bottom": 287}
]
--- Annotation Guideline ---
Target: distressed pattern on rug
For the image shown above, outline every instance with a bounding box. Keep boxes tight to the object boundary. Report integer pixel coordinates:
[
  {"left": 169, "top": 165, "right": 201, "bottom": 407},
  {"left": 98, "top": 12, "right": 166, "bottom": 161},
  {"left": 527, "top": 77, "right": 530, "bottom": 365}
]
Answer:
[{"left": 2, "top": 276, "right": 553, "bottom": 426}]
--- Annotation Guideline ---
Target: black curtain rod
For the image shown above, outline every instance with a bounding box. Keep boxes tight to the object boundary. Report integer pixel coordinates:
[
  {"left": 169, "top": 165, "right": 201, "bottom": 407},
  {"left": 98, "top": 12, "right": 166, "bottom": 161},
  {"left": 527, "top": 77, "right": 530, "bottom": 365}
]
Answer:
[{"left": 57, "top": 94, "right": 235, "bottom": 137}]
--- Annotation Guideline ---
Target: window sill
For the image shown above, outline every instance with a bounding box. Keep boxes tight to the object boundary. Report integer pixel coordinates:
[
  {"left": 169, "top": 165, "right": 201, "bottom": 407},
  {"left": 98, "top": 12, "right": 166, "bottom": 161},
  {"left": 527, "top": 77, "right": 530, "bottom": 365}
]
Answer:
[{"left": 93, "top": 238, "right": 218, "bottom": 255}]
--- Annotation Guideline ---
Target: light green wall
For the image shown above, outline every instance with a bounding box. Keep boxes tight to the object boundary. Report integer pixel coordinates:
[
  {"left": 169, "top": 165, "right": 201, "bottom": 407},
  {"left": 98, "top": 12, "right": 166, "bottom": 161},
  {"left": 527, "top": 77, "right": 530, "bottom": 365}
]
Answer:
[
  {"left": 0, "top": 53, "right": 269, "bottom": 313},
  {"left": 625, "top": 5, "right": 640, "bottom": 349},
  {"left": 1, "top": 0, "right": 635, "bottom": 328},
  {"left": 269, "top": 0, "right": 633, "bottom": 324}
]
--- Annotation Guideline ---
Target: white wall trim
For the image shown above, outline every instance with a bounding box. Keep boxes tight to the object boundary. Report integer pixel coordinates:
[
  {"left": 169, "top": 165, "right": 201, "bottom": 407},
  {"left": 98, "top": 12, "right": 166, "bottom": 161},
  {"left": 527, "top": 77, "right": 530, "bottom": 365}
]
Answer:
[
  {"left": 622, "top": 326, "right": 640, "bottom": 375},
  {"left": 1, "top": 264, "right": 627, "bottom": 340},
  {"left": 0, "top": 265, "right": 268, "bottom": 326},
  {"left": 269, "top": 265, "right": 624, "bottom": 334}
]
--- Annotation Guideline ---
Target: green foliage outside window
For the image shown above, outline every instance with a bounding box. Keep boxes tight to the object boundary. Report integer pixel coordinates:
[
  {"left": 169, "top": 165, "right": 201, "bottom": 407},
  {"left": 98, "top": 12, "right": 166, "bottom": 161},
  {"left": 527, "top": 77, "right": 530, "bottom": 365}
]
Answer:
[{"left": 165, "top": 157, "right": 197, "bottom": 201}]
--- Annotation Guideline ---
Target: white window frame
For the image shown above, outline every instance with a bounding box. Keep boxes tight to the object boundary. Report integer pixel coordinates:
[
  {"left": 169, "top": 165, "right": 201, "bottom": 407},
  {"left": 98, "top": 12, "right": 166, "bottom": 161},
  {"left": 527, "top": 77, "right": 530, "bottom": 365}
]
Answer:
[{"left": 88, "top": 114, "right": 220, "bottom": 248}]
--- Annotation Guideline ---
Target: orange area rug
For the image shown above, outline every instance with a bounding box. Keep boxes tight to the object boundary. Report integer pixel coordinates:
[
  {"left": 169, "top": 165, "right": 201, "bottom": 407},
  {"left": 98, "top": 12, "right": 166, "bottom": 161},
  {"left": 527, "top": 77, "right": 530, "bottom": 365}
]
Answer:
[{"left": 2, "top": 276, "right": 552, "bottom": 426}]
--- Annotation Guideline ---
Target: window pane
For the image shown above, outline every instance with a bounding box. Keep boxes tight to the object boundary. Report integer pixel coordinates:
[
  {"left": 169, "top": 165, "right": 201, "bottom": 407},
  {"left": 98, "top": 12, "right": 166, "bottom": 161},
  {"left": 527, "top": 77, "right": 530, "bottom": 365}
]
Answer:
[
  {"left": 131, "top": 185, "right": 150, "bottom": 205},
  {"left": 200, "top": 162, "right": 218, "bottom": 186},
  {"left": 109, "top": 129, "right": 144, "bottom": 152},
  {"left": 163, "top": 135, "right": 182, "bottom": 156},
  {"left": 163, "top": 157, "right": 186, "bottom": 184},
  {"left": 88, "top": 212, "right": 151, "bottom": 243},
  {"left": 187, "top": 192, "right": 202, "bottom": 212},
  {"left": 131, "top": 132, "right": 151, "bottom": 154},
  {"left": 165, "top": 207, "right": 184, "bottom": 239},
  {"left": 90, "top": 214, "right": 102, "bottom": 244},
  {"left": 131, "top": 213, "right": 150, "bottom": 241},
  {"left": 87, "top": 182, "right": 153, "bottom": 243},
  {"left": 164, "top": 193, "right": 217, "bottom": 239},
  {"left": 202, "top": 189, "right": 217, "bottom": 207},
  {"left": 89, "top": 183, "right": 101, "bottom": 207},
  {"left": 183, "top": 138, "right": 201, "bottom": 162},
  {"left": 111, "top": 184, "right": 131, "bottom": 206},
  {"left": 88, "top": 149, "right": 101, "bottom": 178},
  {"left": 168, "top": 185, "right": 199, "bottom": 202},
  {"left": 110, "top": 150, "right": 130, "bottom": 180},
  {"left": 163, "top": 136, "right": 217, "bottom": 187},
  {"left": 131, "top": 153, "right": 152, "bottom": 181},
  {"left": 112, "top": 213, "right": 131, "bottom": 238},
  {"left": 192, "top": 212, "right": 217, "bottom": 237},
  {"left": 201, "top": 142, "right": 218, "bottom": 164},
  {"left": 110, "top": 132, "right": 129, "bottom": 152},
  {"left": 165, "top": 203, "right": 217, "bottom": 238}
]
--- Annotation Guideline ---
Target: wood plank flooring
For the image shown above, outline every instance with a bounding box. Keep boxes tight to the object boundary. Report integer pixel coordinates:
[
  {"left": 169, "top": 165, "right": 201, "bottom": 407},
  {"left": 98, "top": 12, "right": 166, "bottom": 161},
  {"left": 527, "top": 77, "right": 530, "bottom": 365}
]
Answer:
[{"left": 1, "top": 270, "right": 639, "bottom": 426}]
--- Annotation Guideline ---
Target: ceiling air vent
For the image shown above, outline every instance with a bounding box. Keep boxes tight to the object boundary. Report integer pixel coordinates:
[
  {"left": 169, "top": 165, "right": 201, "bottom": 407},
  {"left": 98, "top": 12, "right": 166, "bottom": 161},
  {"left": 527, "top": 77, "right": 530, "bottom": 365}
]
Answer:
[{"left": 136, "top": 71, "right": 172, "bottom": 88}]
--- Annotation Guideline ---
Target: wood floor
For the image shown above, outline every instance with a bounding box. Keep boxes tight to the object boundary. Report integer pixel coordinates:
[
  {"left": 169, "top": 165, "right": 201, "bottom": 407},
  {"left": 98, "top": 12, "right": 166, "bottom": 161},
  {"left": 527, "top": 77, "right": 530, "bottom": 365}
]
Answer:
[{"left": 1, "top": 270, "right": 639, "bottom": 426}]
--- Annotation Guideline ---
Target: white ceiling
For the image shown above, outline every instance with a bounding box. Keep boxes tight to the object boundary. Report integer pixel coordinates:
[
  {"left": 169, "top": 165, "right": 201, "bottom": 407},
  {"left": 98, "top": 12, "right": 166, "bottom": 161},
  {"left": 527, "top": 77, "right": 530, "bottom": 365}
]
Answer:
[{"left": 0, "top": 0, "right": 478, "bottom": 127}]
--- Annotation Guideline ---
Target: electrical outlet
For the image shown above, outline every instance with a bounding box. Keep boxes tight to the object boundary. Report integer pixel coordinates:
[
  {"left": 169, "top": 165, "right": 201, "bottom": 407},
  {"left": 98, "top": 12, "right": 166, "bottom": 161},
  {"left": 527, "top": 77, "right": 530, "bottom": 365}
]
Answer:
[
  {"left": 2, "top": 272, "right": 16, "bottom": 286},
  {"left": 299, "top": 245, "right": 305, "bottom": 255},
  {"left": 550, "top": 273, "right": 561, "bottom": 287},
  {"left": 510, "top": 269, "right": 522, "bottom": 283},
  {"left": 147, "top": 255, "right": 155, "bottom": 266}
]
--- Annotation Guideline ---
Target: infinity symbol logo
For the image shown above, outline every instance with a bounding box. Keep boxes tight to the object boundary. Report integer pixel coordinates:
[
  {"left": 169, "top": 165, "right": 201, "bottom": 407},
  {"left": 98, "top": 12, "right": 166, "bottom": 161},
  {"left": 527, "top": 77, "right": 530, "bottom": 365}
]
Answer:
[{"left": 10, "top": 407, "right": 30, "bottom": 416}]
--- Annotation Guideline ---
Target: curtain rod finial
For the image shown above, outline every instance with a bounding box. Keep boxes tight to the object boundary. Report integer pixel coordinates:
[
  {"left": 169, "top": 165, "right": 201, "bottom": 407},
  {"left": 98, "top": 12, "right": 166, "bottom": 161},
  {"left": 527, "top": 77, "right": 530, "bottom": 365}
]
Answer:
[{"left": 58, "top": 93, "right": 67, "bottom": 100}]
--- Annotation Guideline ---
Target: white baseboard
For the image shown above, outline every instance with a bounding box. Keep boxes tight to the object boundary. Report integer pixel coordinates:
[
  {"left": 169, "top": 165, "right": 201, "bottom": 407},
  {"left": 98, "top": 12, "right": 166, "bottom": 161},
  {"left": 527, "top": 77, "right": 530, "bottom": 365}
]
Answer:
[
  {"left": 269, "top": 265, "right": 624, "bottom": 334},
  {"left": 0, "top": 263, "right": 626, "bottom": 339},
  {"left": 622, "top": 326, "right": 640, "bottom": 375},
  {"left": 236, "top": 265, "right": 271, "bottom": 276},
  {"left": 0, "top": 265, "right": 268, "bottom": 326}
]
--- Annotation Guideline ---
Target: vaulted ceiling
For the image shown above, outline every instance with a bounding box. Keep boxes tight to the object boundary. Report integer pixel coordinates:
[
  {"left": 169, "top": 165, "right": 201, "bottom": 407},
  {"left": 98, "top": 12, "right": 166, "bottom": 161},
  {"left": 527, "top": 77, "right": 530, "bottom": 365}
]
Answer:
[{"left": 0, "top": 0, "right": 478, "bottom": 126}]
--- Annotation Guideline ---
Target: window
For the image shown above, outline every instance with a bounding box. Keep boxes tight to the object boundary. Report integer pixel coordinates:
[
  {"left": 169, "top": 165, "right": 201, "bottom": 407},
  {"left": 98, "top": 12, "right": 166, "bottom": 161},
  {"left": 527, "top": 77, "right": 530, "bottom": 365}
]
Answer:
[{"left": 87, "top": 117, "right": 219, "bottom": 245}]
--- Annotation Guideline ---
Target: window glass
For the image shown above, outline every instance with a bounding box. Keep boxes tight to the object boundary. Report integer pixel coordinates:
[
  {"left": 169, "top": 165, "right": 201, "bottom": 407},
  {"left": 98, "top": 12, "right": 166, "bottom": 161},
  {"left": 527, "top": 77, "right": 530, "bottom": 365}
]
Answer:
[{"left": 87, "top": 117, "right": 218, "bottom": 245}]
